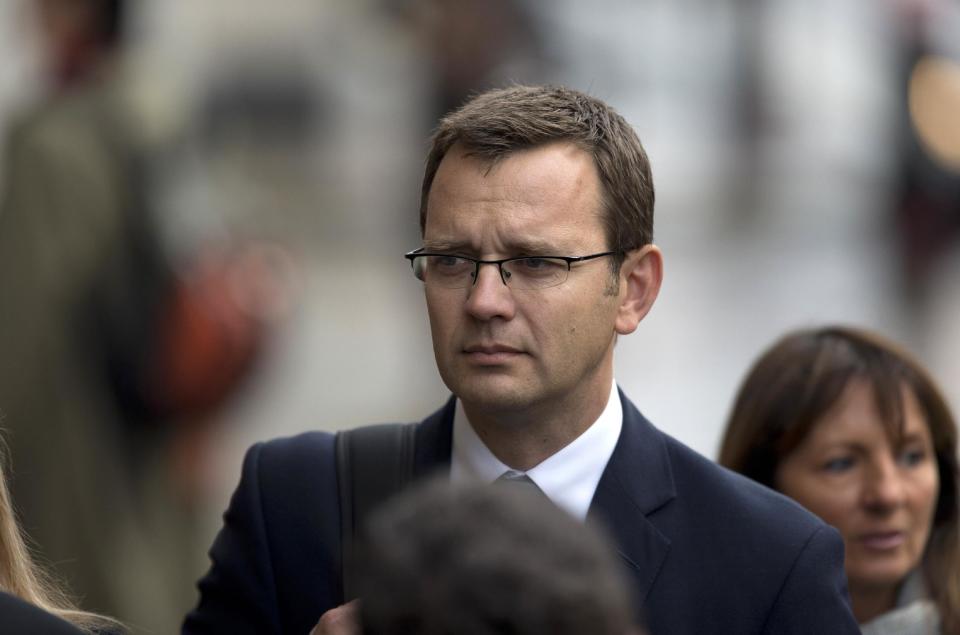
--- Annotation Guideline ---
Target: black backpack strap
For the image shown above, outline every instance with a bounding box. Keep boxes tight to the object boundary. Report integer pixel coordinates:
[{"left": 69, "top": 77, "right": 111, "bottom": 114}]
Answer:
[{"left": 335, "top": 422, "right": 417, "bottom": 602}]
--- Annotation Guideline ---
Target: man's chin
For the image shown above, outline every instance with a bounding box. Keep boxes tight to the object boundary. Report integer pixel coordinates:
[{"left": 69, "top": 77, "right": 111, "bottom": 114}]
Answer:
[{"left": 449, "top": 376, "right": 536, "bottom": 413}]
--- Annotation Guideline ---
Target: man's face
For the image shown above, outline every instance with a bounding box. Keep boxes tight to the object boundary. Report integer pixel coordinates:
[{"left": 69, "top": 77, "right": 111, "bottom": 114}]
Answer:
[{"left": 422, "top": 141, "right": 623, "bottom": 418}]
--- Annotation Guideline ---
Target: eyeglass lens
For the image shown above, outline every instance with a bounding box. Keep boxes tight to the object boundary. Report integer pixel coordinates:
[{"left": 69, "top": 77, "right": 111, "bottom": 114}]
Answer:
[{"left": 414, "top": 255, "right": 569, "bottom": 290}]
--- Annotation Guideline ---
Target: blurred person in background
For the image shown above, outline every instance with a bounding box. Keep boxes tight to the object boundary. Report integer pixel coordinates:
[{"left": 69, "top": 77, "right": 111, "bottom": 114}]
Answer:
[
  {"left": 890, "top": 0, "right": 960, "bottom": 301},
  {"left": 0, "top": 0, "right": 211, "bottom": 630},
  {"left": 0, "top": 441, "right": 120, "bottom": 634},
  {"left": 391, "top": 0, "right": 545, "bottom": 121},
  {"left": 344, "top": 478, "right": 641, "bottom": 635},
  {"left": 185, "top": 85, "right": 859, "bottom": 635},
  {"left": 719, "top": 325, "right": 960, "bottom": 635}
]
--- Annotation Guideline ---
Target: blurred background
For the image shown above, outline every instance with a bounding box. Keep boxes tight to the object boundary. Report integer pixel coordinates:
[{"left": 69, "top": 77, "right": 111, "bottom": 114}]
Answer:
[{"left": 0, "top": 0, "right": 958, "bottom": 632}]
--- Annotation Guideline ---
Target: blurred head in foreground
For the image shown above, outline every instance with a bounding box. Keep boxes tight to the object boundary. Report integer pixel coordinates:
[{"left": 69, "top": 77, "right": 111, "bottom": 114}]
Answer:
[
  {"left": 357, "top": 479, "right": 640, "bottom": 635},
  {"left": 719, "top": 325, "right": 959, "bottom": 630}
]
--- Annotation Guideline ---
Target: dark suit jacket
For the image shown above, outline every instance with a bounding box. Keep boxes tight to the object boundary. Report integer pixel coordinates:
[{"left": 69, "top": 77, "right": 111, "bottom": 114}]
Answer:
[
  {"left": 0, "top": 592, "right": 86, "bottom": 634},
  {"left": 184, "top": 391, "right": 862, "bottom": 634}
]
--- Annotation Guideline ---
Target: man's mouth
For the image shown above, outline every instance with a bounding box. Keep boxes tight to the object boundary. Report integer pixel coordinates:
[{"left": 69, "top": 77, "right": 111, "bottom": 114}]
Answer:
[{"left": 463, "top": 344, "right": 524, "bottom": 364}]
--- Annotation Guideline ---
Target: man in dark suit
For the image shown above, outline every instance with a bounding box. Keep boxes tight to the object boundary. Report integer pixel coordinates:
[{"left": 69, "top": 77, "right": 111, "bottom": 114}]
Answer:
[{"left": 184, "top": 85, "right": 861, "bottom": 634}]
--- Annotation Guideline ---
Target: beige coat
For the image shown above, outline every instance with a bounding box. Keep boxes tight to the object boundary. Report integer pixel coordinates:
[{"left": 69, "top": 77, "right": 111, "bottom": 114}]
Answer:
[{"left": 0, "top": 70, "right": 201, "bottom": 634}]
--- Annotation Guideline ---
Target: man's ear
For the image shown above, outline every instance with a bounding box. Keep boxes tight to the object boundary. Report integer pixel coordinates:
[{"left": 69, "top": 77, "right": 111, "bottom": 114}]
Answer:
[{"left": 615, "top": 244, "right": 663, "bottom": 335}]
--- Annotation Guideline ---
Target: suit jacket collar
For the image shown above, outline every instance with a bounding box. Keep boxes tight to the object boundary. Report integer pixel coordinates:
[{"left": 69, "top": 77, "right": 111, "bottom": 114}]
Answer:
[
  {"left": 587, "top": 389, "right": 675, "bottom": 606},
  {"left": 414, "top": 391, "right": 675, "bottom": 606},
  {"left": 412, "top": 396, "right": 455, "bottom": 479}
]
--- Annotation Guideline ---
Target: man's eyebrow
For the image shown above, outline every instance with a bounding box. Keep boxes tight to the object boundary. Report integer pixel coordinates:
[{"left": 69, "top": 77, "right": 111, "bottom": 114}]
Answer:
[
  {"left": 507, "top": 238, "right": 561, "bottom": 255},
  {"left": 421, "top": 240, "right": 473, "bottom": 252},
  {"left": 420, "top": 238, "right": 564, "bottom": 255}
]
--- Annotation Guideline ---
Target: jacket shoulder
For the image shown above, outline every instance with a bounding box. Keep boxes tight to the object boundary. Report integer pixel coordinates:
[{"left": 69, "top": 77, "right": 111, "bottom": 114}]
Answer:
[
  {"left": 246, "top": 431, "right": 338, "bottom": 506},
  {"left": 255, "top": 430, "right": 336, "bottom": 472},
  {"left": 0, "top": 592, "right": 85, "bottom": 634},
  {"left": 185, "top": 430, "right": 341, "bottom": 634},
  {"left": 641, "top": 430, "right": 859, "bottom": 634},
  {"left": 660, "top": 433, "right": 826, "bottom": 544}
]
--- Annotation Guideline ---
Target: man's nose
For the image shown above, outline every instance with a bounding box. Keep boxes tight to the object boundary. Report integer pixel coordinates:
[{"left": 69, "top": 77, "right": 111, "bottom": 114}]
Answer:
[{"left": 464, "top": 262, "right": 515, "bottom": 321}]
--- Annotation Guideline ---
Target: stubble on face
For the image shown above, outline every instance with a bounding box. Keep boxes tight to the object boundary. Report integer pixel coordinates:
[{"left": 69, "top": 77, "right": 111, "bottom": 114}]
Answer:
[{"left": 422, "top": 142, "right": 622, "bottom": 436}]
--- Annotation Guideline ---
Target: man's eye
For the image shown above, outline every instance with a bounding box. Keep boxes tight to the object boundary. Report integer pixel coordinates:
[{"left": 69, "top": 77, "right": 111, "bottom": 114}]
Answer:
[
  {"left": 434, "top": 255, "right": 465, "bottom": 268},
  {"left": 517, "top": 257, "right": 565, "bottom": 272},
  {"left": 519, "top": 257, "right": 549, "bottom": 270}
]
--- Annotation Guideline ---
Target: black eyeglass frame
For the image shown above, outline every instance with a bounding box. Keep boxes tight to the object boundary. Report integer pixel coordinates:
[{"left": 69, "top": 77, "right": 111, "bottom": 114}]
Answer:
[{"left": 403, "top": 248, "right": 618, "bottom": 289}]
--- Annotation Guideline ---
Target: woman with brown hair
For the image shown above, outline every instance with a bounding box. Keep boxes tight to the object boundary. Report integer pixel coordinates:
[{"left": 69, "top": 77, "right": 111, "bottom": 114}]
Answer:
[
  {"left": 0, "top": 442, "right": 120, "bottom": 633},
  {"left": 719, "top": 326, "right": 959, "bottom": 635}
]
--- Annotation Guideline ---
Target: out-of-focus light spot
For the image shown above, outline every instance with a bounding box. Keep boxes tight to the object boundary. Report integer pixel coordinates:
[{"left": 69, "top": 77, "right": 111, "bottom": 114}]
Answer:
[{"left": 909, "top": 55, "right": 960, "bottom": 174}]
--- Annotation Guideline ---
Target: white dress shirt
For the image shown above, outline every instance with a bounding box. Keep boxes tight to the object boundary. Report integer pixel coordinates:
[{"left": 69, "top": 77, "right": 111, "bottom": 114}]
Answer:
[{"left": 450, "top": 380, "right": 623, "bottom": 520}]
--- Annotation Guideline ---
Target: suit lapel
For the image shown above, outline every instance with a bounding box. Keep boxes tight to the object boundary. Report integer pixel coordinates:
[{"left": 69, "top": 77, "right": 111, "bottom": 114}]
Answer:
[
  {"left": 412, "top": 396, "right": 455, "bottom": 479},
  {"left": 588, "top": 389, "right": 675, "bottom": 605},
  {"left": 412, "top": 392, "right": 675, "bottom": 605}
]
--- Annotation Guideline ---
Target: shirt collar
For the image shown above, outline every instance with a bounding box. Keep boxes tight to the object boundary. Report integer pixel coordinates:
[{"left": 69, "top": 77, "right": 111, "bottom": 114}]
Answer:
[{"left": 450, "top": 380, "right": 622, "bottom": 520}]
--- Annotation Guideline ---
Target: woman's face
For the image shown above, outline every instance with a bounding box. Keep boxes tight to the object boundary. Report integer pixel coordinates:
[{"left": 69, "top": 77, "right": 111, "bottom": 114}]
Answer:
[{"left": 776, "top": 380, "right": 940, "bottom": 596}]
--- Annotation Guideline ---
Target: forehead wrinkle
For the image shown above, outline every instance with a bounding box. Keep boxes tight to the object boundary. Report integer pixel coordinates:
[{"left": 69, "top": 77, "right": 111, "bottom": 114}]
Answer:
[
  {"left": 423, "top": 234, "right": 574, "bottom": 258},
  {"left": 489, "top": 156, "right": 602, "bottom": 215},
  {"left": 425, "top": 142, "right": 608, "bottom": 253},
  {"left": 456, "top": 142, "right": 603, "bottom": 218},
  {"left": 427, "top": 200, "right": 586, "bottom": 249}
]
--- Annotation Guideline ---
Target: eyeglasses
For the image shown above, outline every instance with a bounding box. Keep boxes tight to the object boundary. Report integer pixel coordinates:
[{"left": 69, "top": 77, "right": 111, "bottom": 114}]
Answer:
[{"left": 404, "top": 248, "right": 617, "bottom": 290}]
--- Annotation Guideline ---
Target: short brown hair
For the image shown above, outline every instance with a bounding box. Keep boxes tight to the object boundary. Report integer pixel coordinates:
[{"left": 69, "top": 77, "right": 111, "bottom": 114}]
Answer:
[
  {"left": 358, "top": 478, "right": 636, "bottom": 635},
  {"left": 718, "top": 325, "right": 960, "bottom": 632},
  {"left": 419, "top": 85, "right": 655, "bottom": 268}
]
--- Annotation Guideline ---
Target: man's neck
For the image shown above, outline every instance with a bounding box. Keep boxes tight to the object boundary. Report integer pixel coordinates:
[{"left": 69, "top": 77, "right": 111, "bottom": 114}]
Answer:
[{"left": 461, "top": 378, "right": 613, "bottom": 471}]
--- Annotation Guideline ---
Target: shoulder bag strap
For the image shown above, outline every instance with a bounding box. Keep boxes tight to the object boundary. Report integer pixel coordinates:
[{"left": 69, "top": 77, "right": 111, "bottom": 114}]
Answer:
[{"left": 335, "top": 422, "right": 417, "bottom": 602}]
